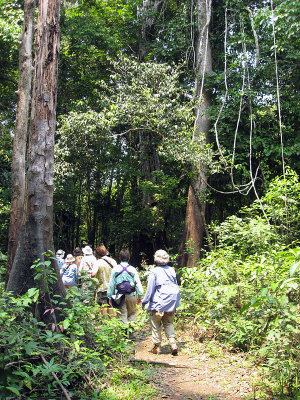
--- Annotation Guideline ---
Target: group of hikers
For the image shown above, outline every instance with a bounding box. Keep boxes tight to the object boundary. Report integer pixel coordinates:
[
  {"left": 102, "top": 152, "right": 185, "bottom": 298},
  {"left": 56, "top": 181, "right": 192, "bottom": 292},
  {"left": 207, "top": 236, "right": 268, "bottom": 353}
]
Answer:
[{"left": 56, "top": 245, "right": 180, "bottom": 356}]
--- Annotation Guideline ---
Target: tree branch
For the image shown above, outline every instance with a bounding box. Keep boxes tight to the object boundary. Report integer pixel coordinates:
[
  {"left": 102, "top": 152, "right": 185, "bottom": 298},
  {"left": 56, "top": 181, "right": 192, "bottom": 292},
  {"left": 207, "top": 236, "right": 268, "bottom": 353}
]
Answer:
[{"left": 40, "top": 353, "right": 71, "bottom": 400}]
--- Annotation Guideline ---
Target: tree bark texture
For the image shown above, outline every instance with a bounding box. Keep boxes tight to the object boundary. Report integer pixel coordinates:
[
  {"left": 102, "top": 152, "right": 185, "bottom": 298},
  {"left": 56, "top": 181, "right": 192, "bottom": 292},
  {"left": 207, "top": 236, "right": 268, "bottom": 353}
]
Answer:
[
  {"left": 7, "top": 0, "right": 35, "bottom": 279},
  {"left": 139, "top": 130, "right": 160, "bottom": 207},
  {"left": 6, "top": 0, "right": 65, "bottom": 313},
  {"left": 179, "top": 0, "right": 212, "bottom": 267},
  {"left": 137, "top": 0, "right": 163, "bottom": 61}
]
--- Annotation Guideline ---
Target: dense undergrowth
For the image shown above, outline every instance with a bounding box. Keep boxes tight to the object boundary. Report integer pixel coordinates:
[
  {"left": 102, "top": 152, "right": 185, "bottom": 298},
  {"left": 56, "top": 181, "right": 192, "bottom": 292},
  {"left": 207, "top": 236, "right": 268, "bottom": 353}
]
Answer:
[
  {"left": 0, "top": 260, "right": 156, "bottom": 399},
  {"left": 179, "top": 170, "right": 300, "bottom": 399}
]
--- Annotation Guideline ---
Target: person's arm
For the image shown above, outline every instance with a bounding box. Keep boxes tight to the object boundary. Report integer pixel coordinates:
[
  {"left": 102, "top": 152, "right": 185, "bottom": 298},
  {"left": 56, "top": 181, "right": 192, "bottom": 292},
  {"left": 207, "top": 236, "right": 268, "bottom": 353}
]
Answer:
[
  {"left": 78, "top": 258, "right": 84, "bottom": 274},
  {"left": 171, "top": 267, "right": 179, "bottom": 285},
  {"left": 141, "top": 272, "right": 156, "bottom": 307},
  {"left": 107, "top": 270, "right": 116, "bottom": 300},
  {"left": 91, "top": 260, "right": 99, "bottom": 277},
  {"left": 134, "top": 269, "right": 144, "bottom": 299}
]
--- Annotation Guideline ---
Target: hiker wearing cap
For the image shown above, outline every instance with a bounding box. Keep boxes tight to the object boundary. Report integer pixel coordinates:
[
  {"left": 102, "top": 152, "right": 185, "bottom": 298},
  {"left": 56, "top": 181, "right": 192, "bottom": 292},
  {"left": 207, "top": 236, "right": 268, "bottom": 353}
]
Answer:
[
  {"left": 56, "top": 249, "right": 65, "bottom": 269},
  {"left": 107, "top": 249, "right": 143, "bottom": 334},
  {"left": 60, "top": 254, "right": 78, "bottom": 289},
  {"left": 142, "top": 249, "right": 180, "bottom": 356},
  {"left": 78, "top": 245, "right": 97, "bottom": 277},
  {"left": 92, "top": 245, "right": 117, "bottom": 306}
]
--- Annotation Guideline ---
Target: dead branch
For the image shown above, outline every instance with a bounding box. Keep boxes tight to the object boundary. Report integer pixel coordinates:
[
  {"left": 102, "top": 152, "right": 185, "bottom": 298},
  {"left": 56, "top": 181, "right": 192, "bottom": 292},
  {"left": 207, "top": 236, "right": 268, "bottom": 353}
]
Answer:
[{"left": 40, "top": 353, "right": 71, "bottom": 400}]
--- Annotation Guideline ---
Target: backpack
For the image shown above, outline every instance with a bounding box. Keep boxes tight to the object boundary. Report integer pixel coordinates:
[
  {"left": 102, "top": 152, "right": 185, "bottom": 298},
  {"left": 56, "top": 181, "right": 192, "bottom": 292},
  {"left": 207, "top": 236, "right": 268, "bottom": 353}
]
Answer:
[{"left": 115, "top": 265, "right": 136, "bottom": 294}]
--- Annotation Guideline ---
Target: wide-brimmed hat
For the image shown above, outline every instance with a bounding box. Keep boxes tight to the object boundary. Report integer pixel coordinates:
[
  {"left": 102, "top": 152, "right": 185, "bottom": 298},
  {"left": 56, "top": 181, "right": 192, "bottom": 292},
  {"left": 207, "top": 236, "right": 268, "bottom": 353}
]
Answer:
[
  {"left": 65, "top": 254, "right": 75, "bottom": 263},
  {"left": 56, "top": 249, "right": 65, "bottom": 258},
  {"left": 82, "top": 246, "right": 93, "bottom": 255}
]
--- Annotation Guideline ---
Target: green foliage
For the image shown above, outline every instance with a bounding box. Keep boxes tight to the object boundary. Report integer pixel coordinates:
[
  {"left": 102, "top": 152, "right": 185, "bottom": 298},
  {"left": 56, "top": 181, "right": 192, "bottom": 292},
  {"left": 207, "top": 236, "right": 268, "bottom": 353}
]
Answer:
[
  {"left": 0, "top": 255, "right": 155, "bottom": 399},
  {"left": 0, "top": 0, "right": 22, "bottom": 121},
  {"left": 180, "top": 245, "right": 300, "bottom": 397},
  {"left": 0, "top": 133, "right": 12, "bottom": 253},
  {"left": 59, "top": 0, "right": 139, "bottom": 112},
  {"left": 101, "top": 58, "right": 196, "bottom": 162},
  {"left": 54, "top": 58, "right": 194, "bottom": 254},
  {"left": 209, "top": 0, "right": 300, "bottom": 212},
  {"left": 0, "top": 0, "right": 23, "bottom": 42},
  {"left": 214, "top": 215, "right": 277, "bottom": 256},
  {"left": 98, "top": 365, "right": 157, "bottom": 400},
  {"left": 213, "top": 168, "right": 300, "bottom": 251},
  {"left": 0, "top": 1, "right": 20, "bottom": 252},
  {"left": 179, "top": 172, "right": 300, "bottom": 398}
]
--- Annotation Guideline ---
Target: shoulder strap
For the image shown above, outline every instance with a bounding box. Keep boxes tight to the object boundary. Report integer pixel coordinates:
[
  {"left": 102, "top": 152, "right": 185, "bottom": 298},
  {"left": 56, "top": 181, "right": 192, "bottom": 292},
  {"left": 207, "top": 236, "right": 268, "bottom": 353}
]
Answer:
[
  {"left": 116, "top": 264, "right": 134, "bottom": 278},
  {"left": 61, "top": 264, "right": 71, "bottom": 275},
  {"left": 161, "top": 267, "right": 175, "bottom": 283},
  {"left": 102, "top": 257, "right": 114, "bottom": 269}
]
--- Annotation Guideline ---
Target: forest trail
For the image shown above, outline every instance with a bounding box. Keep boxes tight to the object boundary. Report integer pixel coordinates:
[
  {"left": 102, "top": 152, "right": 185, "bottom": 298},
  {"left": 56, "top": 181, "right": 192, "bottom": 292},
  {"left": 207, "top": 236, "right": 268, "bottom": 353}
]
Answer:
[{"left": 133, "top": 326, "right": 257, "bottom": 400}]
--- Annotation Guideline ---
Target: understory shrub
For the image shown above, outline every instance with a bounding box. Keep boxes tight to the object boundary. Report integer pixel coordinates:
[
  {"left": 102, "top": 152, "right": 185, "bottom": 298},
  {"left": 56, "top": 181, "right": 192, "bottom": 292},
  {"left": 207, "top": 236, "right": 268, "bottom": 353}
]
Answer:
[
  {"left": 179, "top": 171, "right": 300, "bottom": 398},
  {"left": 0, "top": 257, "right": 154, "bottom": 399}
]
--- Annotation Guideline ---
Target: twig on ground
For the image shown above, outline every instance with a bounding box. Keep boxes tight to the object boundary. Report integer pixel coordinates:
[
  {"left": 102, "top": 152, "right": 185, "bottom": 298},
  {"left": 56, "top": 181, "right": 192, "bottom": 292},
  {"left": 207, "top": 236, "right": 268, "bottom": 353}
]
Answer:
[
  {"left": 40, "top": 353, "right": 71, "bottom": 400},
  {"left": 5, "top": 358, "right": 38, "bottom": 367},
  {"left": 79, "top": 367, "right": 98, "bottom": 390}
]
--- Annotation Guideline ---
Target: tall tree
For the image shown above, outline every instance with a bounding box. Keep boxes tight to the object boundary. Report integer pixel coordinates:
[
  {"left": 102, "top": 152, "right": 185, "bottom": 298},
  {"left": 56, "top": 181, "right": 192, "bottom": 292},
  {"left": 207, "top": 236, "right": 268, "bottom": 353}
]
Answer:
[
  {"left": 6, "top": 0, "right": 65, "bottom": 318},
  {"left": 179, "top": 0, "right": 213, "bottom": 267},
  {"left": 6, "top": 0, "right": 35, "bottom": 279}
]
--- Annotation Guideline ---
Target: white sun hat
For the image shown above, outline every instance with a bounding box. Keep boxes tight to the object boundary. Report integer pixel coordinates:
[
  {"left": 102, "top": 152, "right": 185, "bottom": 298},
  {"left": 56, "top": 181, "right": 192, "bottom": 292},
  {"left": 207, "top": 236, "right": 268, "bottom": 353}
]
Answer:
[
  {"left": 82, "top": 246, "right": 93, "bottom": 256},
  {"left": 65, "top": 254, "right": 75, "bottom": 263},
  {"left": 56, "top": 249, "right": 65, "bottom": 258}
]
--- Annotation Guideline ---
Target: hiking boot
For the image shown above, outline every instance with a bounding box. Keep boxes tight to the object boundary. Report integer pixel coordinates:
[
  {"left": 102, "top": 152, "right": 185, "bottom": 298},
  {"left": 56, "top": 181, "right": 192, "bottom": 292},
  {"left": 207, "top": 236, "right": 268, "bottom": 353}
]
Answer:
[
  {"left": 170, "top": 343, "right": 178, "bottom": 356},
  {"left": 151, "top": 343, "right": 161, "bottom": 354}
]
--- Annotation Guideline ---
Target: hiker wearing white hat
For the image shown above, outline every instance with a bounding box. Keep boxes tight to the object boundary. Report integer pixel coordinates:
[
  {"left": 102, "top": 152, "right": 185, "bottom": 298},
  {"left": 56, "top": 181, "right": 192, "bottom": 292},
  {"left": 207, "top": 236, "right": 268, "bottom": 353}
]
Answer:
[
  {"left": 56, "top": 249, "right": 65, "bottom": 270},
  {"left": 60, "top": 254, "right": 78, "bottom": 288},
  {"left": 79, "top": 246, "right": 97, "bottom": 277},
  {"left": 82, "top": 245, "right": 93, "bottom": 256},
  {"left": 142, "top": 249, "right": 180, "bottom": 356}
]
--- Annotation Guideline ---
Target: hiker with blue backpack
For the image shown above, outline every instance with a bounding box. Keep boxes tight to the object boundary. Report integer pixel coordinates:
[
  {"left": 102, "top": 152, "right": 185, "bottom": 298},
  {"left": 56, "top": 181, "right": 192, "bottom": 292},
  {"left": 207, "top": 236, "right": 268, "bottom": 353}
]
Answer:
[
  {"left": 142, "top": 249, "right": 180, "bottom": 356},
  {"left": 107, "top": 249, "right": 143, "bottom": 338}
]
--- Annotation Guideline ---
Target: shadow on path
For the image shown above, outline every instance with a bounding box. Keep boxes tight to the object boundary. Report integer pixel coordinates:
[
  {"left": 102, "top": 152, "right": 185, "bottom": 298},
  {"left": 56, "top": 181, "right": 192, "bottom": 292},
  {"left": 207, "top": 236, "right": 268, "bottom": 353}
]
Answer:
[{"left": 133, "top": 328, "right": 255, "bottom": 400}]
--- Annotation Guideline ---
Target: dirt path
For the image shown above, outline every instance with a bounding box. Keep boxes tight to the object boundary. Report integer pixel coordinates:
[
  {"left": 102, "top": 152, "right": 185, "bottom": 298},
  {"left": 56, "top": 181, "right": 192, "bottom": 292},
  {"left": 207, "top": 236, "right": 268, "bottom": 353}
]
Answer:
[{"left": 133, "top": 327, "right": 257, "bottom": 400}]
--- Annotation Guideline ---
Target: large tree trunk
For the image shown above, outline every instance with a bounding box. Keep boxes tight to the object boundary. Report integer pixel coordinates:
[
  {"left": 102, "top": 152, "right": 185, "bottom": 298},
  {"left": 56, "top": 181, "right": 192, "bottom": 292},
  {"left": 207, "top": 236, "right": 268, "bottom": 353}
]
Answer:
[
  {"left": 6, "top": 0, "right": 65, "bottom": 320},
  {"left": 139, "top": 130, "right": 160, "bottom": 206},
  {"left": 137, "top": 0, "right": 163, "bottom": 62},
  {"left": 136, "top": 1, "right": 163, "bottom": 258},
  {"left": 6, "top": 0, "right": 35, "bottom": 280},
  {"left": 75, "top": 179, "right": 82, "bottom": 246},
  {"left": 86, "top": 171, "right": 93, "bottom": 246},
  {"left": 179, "top": 0, "right": 212, "bottom": 267}
]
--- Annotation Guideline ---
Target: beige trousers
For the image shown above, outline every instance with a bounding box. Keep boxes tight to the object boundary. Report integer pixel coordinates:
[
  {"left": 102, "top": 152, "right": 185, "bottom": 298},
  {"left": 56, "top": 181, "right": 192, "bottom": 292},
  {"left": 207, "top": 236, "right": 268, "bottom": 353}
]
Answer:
[
  {"left": 149, "top": 310, "right": 176, "bottom": 344},
  {"left": 118, "top": 295, "right": 137, "bottom": 324}
]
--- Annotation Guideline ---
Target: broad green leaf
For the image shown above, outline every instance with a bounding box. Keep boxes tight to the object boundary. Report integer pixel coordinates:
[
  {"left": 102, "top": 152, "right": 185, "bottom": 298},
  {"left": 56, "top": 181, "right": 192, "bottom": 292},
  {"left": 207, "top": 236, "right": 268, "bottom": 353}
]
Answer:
[
  {"left": 6, "top": 386, "right": 21, "bottom": 396},
  {"left": 261, "top": 288, "right": 268, "bottom": 297},
  {"left": 63, "top": 319, "right": 70, "bottom": 329}
]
